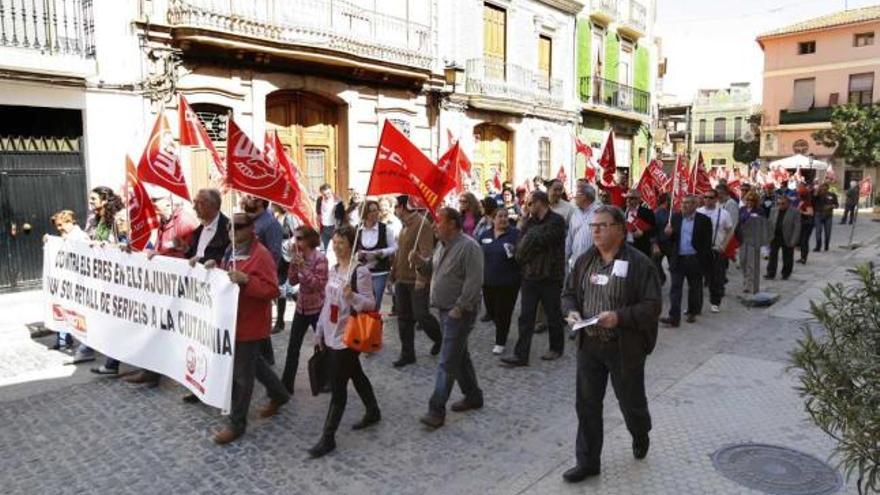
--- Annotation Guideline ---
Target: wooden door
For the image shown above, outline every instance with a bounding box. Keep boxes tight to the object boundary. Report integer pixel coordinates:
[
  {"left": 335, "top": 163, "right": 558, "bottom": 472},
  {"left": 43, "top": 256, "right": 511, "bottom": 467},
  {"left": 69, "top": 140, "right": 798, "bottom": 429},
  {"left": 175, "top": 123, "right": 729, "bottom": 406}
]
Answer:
[
  {"left": 266, "top": 92, "right": 339, "bottom": 199},
  {"left": 483, "top": 3, "right": 507, "bottom": 80},
  {"left": 473, "top": 124, "right": 512, "bottom": 195}
]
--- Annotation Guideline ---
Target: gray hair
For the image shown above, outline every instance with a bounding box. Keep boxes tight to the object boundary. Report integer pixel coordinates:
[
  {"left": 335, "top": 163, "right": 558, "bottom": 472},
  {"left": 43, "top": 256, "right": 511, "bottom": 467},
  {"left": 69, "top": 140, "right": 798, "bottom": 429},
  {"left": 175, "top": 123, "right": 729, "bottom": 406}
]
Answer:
[
  {"left": 593, "top": 205, "right": 625, "bottom": 226},
  {"left": 578, "top": 183, "right": 596, "bottom": 201},
  {"left": 198, "top": 188, "right": 222, "bottom": 208},
  {"left": 438, "top": 206, "right": 462, "bottom": 229}
]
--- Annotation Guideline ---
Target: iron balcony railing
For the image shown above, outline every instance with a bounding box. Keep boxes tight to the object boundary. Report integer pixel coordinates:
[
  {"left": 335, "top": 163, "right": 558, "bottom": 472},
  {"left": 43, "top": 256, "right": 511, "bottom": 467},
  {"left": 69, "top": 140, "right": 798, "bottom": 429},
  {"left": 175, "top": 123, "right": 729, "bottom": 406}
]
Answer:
[
  {"left": 579, "top": 75, "right": 650, "bottom": 115},
  {"left": 465, "top": 57, "right": 564, "bottom": 107},
  {"left": 779, "top": 107, "right": 834, "bottom": 125},
  {"left": 0, "top": 0, "right": 95, "bottom": 57},
  {"left": 694, "top": 132, "right": 740, "bottom": 144},
  {"left": 167, "top": 0, "right": 434, "bottom": 70}
]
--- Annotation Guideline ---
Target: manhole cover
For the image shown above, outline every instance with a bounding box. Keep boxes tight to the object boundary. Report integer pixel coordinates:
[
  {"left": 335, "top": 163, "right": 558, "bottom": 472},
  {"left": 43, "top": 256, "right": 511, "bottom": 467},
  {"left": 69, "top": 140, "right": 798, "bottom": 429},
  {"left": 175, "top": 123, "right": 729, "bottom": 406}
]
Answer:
[{"left": 712, "top": 444, "right": 842, "bottom": 495}]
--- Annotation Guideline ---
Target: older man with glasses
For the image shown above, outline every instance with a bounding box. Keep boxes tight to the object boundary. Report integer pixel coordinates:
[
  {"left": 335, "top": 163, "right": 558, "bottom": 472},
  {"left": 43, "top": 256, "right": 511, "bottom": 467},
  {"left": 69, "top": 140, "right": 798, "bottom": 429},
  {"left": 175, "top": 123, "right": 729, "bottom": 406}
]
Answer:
[
  {"left": 696, "top": 189, "right": 734, "bottom": 313},
  {"left": 660, "top": 195, "right": 713, "bottom": 327},
  {"left": 560, "top": 205, "right": 661, "bottom": 482}
]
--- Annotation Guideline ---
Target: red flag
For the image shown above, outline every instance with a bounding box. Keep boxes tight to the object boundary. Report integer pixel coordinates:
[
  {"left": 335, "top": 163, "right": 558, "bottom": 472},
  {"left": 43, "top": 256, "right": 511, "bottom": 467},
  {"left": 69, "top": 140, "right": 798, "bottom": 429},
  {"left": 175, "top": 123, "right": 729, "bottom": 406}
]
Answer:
[
  {"left": 366, "top": 120, "right": 456, "bottom": 217},
  {"left": 226, "top": 120, "right": 297, "bottom": 208},
  {"left": 626, "top": 211, "right": 652, "bottom": 233},
  {"left": 492, "top": 168, "right": 503, "bottom": 191},
  {"left": 727, "top": 178, "right": 742, "bottom": 201},
  {"left": 584, "top": 164, "right": 597, "bottom": 183},
  {"left": 723, "top": 234, "right": 740, "bottom": 260},
  {"left": 646, "top": 159, "right": 669, "bottom": 191},
  {"left": 125, "top": 155, "right": 159, "bottom": 251},
  {"left": 438, "top": 141, "right": 465, "bottom": 194},
  {"left": 574, "top": 136, "right": 592, "bottom": 159},
  {"left": 598, "top": 131, "right": 617, "bottom": 186},
  {"left": 635, "top": 166, "right": 659, "bottom": 210},
  {"left": 138, "top": 112, "right": 190, "bottom": 201},
  {"left": 670, "top": 154, "right": 690, "bottom": 210},
  {"left": 599, "top": 182, "right": 627, "bottom": 208},
  {"left": 690, "top": 151, "right": 712, "bottom": 195},
  {"left": 179, "top": 95, "right": 224, "bottom": 175},
  {"left": 556, "top": 166, "right": 567, "bottom": 186},
  {"left": 265, "top": 131, "right": 316, "bottom": 228}
]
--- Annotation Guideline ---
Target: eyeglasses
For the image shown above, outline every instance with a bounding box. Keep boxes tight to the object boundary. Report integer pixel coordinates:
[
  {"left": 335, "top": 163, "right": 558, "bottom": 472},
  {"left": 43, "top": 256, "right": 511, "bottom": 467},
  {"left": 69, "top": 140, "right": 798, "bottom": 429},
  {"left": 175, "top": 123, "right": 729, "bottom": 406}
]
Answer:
[{"left": 589, "top": 222, "right": 620, "bottom": 231}]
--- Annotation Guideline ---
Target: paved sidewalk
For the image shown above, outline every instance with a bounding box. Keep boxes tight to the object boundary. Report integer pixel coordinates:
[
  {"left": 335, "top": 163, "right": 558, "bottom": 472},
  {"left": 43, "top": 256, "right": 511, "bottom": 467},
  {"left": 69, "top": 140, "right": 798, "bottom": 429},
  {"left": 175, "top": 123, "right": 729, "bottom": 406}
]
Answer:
[{"left": 0, "top": 214, "right": 876, "bottom": 494}]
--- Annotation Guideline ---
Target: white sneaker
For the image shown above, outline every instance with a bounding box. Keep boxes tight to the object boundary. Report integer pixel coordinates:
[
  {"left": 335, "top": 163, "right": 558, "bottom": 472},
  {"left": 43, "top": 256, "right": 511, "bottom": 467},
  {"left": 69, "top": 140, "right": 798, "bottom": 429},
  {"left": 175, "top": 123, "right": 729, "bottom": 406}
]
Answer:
[
  {"left": 710, "top": 305, "right": 720, "bottom": 313},
  {"left": 492, "top": 345, "right": 504, "bottom": 355}
]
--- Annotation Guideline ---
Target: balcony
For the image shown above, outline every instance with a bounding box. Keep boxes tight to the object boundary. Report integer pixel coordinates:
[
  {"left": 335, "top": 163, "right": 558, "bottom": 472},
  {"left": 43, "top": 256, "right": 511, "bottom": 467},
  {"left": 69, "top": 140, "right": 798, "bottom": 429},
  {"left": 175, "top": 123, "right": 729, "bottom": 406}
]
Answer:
[
  {"left": 579, "top": 75, "right": 650, "bottom": 116},
  {"left": 465, "top": 57, "right": 564, "bottom": 108},
  {"left": 779, "top": 107, "right": 834, "bottom": 125},
  {"left": 166, "top": 0, "right": 434, "bottom": 71},
  {"left": 0, "top": 0, "right": 95, "bottom": 58},
  {"left": 589, "top": 0, "right": 617, "bottom": 24},
  {"left": 694, "top": 132, "right": 739, "bottom": 144},
  {"left": 618, "top": 0, "right": 647, "bottom": 38}
]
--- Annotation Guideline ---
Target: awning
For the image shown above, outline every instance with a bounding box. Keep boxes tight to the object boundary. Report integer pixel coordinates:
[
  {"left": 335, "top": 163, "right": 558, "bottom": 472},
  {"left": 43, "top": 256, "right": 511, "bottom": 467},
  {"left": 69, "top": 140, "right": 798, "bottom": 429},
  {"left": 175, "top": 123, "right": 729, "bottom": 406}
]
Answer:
[{"left": 768, "top": 154, "right": 828, "bottom": 170}]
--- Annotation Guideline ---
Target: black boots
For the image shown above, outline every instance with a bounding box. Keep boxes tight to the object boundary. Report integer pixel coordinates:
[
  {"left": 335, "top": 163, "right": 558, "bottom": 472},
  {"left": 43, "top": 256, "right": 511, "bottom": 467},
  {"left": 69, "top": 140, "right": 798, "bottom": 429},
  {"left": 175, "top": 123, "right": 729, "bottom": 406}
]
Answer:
[
  {"left": 308, "top": 434, "right": 336, "bottom": 458},
  {"left": 352, "top": 408, "right": 381, "bottom": 430}
]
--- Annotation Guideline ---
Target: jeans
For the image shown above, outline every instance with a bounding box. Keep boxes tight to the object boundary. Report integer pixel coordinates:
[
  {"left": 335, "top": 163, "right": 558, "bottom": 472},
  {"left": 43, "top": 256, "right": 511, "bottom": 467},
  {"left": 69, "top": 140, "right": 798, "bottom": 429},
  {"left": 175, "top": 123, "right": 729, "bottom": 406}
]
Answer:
[
  {"left": 814, "top": 216, "right": 833, "bottom": 250},
  {"left": 428, "top": 310, "right": 483, "bottom": 416},
  {"left": 371, "top": 273, "right": 389, "bottom": 309},
  {"left": 229, "top": 339, "right": 290, "bottom": 434},
  {"left": 799, "top": 222, "right": 814, "bottom": 262},
  {"left": 483, "top": 285, "right": 520, "bottom": 346},
  {"left": 320, "top": 226, "right": 335, "bottom": 251},
  {"left": 281, "top": 312, "right": 320, "bottom": 394},
  {"left": 706, "top": 251, "right": 727, "bottom": 306},
  {"left": 841, "top": 204, "right": 857, "bottom": 224},
  {"left": 767, "top": 238, "right": 794, "bottom": 279},
  {"left": 668, "top": 255, "right": 703, "bottom": 321},
  {"left": 575, "top": 338, "right": 650, "bottom": 470},
  {"left": 513, "top": 278, "right": 564, "bottom": 362},
  {"left": 395, "top": 283, "right": 442, "bottom": 360}
]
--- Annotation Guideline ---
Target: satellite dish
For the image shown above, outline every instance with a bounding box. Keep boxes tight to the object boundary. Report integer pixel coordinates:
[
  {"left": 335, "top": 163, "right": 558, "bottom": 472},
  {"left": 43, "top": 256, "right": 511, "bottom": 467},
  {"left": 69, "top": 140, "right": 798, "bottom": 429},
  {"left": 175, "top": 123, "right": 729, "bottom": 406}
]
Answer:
[{"left": 740, "top": 129, "right": 755, "bottom": 143}]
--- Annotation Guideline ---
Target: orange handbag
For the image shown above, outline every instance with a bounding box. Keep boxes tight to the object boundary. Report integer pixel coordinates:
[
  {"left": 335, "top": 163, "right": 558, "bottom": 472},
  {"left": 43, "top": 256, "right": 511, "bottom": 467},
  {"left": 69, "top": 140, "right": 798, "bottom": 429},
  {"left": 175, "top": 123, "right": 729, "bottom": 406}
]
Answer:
[
  {"left": 342, "top": 265, "right": 383, "bottom": 353},
  {"left": 343, "top": 311, "right": 383, "bottom": 353}
]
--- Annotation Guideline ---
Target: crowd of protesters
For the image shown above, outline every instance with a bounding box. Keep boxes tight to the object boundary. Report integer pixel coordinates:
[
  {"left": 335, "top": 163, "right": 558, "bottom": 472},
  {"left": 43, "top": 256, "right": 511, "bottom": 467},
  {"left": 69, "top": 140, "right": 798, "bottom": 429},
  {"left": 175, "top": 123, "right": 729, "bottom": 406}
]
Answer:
[{"left": 45, "top": 168, "right": 856, "bottom": 480}]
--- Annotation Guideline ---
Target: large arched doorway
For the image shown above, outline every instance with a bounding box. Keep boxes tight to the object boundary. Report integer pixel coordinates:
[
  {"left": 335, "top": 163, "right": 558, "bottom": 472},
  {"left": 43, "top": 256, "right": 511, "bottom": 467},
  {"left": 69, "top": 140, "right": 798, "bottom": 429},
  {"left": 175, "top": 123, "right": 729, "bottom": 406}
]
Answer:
[
  {"left": 473, "top": 123, "right": 513, "bottom": 194},
  {"left": 266, "top": 91, "right": 341, "bottom": 198}
]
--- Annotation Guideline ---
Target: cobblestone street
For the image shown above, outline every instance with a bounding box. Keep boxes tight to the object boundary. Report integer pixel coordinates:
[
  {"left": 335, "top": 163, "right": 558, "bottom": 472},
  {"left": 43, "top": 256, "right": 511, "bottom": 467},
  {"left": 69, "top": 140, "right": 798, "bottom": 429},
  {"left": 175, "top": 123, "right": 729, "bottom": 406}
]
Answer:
[{"left": 1, "top": 216, "right": 876, "bottom": 494}]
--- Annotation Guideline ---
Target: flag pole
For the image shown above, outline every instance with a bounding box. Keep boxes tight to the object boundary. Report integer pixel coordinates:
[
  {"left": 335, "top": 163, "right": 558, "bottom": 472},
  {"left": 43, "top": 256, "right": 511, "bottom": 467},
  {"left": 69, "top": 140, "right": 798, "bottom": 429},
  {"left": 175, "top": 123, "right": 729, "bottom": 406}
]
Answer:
[
  {"left": 345, "top": 122, "right": 386, "bottom": 282},
  {"left": 226, "top": 118, "right": 236, "bottom": 271}
]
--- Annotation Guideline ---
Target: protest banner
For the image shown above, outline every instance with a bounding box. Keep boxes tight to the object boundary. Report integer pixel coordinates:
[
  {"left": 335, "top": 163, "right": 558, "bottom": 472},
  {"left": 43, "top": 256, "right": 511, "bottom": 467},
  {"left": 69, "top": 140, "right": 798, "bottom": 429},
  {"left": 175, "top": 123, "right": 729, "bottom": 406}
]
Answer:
[{"left": 42, "top": 236, "right": 238, "bottom": 411}]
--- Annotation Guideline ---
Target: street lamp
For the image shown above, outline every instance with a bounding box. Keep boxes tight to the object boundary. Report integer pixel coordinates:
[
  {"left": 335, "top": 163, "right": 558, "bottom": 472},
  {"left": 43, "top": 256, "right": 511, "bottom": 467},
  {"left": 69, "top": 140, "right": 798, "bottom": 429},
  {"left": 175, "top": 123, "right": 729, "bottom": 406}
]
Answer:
[{"left": 444, "top": 62, "right": 464, "bottom": 94}]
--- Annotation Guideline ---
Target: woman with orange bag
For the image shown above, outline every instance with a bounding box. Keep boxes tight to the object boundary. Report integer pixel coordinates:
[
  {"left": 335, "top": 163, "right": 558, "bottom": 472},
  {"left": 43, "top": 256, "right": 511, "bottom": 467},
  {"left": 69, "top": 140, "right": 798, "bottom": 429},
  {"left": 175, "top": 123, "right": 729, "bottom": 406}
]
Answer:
[{"left": 308, "top": 226, "right": 380, "bottom": 458}]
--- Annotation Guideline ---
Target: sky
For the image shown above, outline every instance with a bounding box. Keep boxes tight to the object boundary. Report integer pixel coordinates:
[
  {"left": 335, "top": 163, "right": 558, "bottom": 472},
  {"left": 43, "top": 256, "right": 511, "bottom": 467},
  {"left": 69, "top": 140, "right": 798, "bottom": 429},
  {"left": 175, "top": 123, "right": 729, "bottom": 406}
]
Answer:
[{"left": 656, "top": 0, "right": 880, "bottom": 103}]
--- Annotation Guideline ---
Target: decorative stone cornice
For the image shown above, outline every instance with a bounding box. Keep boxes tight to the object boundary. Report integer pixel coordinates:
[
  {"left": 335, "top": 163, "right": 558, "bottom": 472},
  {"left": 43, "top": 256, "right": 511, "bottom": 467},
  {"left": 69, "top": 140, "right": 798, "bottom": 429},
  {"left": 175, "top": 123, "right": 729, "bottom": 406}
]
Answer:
[{"left": 536, "top": 0, "right": 586, "bottom": 15}]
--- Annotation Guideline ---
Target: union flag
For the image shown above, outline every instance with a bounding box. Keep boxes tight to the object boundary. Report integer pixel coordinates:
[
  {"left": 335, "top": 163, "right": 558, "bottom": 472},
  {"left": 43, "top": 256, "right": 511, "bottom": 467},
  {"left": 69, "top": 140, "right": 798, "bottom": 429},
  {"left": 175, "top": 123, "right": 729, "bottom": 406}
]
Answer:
[
  {"left": 138, "top": 111, "right": 190, "bottom": 201},
  {"left": 124, "top": 155, "right": 159, "bottom": 251}
]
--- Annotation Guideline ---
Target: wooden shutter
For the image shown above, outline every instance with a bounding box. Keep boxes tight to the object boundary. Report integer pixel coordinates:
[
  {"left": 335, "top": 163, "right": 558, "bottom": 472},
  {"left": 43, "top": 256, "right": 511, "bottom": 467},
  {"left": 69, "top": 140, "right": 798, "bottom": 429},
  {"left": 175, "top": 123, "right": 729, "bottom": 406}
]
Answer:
[
  {"left": 538, "top": 35, "right": 552, "bottom": 89},
  {"left": 483, "top": 3, "right": 506, "bottom": 79}
]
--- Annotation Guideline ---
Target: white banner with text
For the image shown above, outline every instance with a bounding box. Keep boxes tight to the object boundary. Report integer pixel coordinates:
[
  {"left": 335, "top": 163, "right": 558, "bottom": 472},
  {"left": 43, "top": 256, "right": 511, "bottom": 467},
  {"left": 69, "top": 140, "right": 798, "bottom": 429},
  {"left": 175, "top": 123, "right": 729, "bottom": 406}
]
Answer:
[{"left": 42, "top": 236, "right": 238, "bottom": 411}]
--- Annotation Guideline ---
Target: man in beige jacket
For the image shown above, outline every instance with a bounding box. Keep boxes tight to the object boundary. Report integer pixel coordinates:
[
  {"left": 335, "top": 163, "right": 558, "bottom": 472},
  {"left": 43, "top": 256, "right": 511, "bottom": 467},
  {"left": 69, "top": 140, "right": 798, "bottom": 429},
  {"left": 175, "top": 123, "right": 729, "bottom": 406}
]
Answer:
[{"left": 390, "top": 195, "right": 442, "bottom": 368}]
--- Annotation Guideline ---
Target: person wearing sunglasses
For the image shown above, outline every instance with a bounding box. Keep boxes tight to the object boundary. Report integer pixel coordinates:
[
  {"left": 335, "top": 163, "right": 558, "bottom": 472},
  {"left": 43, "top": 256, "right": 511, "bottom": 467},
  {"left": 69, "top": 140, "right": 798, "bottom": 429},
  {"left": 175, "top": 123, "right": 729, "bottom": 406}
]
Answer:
[
  {"left": 212, "top": 213, "right": 290, "bottom": 444},
  {"left": 696, "top": 189, "right": 734, "bottom": 314},
  {"left": 561, "top": 205, "right": 661, "bottom": 483}
]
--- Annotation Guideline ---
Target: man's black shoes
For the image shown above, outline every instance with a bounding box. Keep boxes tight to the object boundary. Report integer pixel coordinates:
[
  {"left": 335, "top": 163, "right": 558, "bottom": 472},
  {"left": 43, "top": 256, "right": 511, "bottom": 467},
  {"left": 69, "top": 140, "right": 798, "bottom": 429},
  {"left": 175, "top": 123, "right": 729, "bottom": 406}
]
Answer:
[
  {"left": 562, "top": 465, "right": 600, "bottom": 483},
  {"left": 633, "top": 434, "right": 650, "bottom": 460}
]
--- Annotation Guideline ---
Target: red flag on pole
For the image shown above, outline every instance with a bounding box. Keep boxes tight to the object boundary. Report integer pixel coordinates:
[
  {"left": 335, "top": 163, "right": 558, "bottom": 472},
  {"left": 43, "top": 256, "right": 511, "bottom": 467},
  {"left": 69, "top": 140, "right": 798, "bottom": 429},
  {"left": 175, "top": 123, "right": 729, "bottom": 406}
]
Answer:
[
  {"left": 671, "top": 154, "right": 690, "bottom": 210},
  {"left": 574, "top": 136, "right": 592, "bottom": 159},
  {"left": 226, "top": 120, "right": 298, "bottom": 207},
  {"left": 492, "top": 168, "right": 503, "bottom": 191},
  {"left": 366, "top": 120, "right": 456, "bottom": 217},
  {"left": 138, "top": 111, "right": 190, "bottom": 201},
  {"left": 635, "top": 160, "right": 664, "bottom": 209},
  {"left": 598, "top": 131, "right": 617, "bottom": 186},
  {"left": 125, "top": 155, "right": 159, "bottom": 251},
  {"left": 263, "top": 131, "right": 316, "bottom": 228},
  {"left": 179, "top": 95, "right": 224, "bottom": 175},
  {"left": 690, "top": 151, "right": 712, "bottom": 195},
  {"left": 438, "top": 140, "right": 473, "bottom": 195}
]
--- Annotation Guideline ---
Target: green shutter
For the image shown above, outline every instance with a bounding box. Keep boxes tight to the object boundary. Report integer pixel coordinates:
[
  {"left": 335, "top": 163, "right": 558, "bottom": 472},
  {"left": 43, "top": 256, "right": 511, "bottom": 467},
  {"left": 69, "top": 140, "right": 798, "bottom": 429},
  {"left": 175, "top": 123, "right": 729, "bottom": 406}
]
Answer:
[
  {"left": 577, "top": 19, "right": 591, "bottom": 99},
  {"left": 635, "top": 45, "right": 649, "bottom": 92},
  {"left": 605, "top": 33, "right": 619, "bottom": 82}
]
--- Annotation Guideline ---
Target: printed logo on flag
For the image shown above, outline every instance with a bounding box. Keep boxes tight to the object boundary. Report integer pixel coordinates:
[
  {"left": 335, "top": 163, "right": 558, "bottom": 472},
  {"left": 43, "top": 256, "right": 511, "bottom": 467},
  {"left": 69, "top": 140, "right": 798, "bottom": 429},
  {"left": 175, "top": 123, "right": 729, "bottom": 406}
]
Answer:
[
  {"left": 229, "top": 126, "right": 283, "bottom": 191},
  {"left": 144, "top": 124, "right": 185, "bottom": 186},
  {"left": 52, "top": 304, "right": 87, "bottom": 332}
]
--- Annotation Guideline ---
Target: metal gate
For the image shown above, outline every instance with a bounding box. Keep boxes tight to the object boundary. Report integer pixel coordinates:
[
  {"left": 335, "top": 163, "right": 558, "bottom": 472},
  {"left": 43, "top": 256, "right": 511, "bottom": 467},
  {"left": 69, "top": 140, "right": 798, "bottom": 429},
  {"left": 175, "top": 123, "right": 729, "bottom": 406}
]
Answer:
[{"left": 0, "top": 137, "right": 87, "bottom": 292}]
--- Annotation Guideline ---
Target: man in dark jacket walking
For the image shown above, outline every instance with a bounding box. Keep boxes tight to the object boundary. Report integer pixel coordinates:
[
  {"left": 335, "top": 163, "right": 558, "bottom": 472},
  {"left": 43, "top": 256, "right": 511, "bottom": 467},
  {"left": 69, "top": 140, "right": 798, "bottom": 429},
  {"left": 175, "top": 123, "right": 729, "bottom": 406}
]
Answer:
[
  {"left": 660, "top": 195, "right": 712, "bottom": 327},
  {"left": 501, "top": 191, "right": 567, "bottom": 366},
  {"left": 561, "top": 205, "right": 661, "bottom": 482},
  {"left": 766, "top": 195, "right": 801, "bottom": 280}
]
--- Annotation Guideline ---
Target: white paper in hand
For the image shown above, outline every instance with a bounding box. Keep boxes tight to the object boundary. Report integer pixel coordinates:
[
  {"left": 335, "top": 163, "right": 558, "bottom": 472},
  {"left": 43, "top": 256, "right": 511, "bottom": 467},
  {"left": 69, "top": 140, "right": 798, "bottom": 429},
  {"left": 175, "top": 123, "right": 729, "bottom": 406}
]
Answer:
[{"left": 570, "top": 315, "right": 600, "bottom": 331}]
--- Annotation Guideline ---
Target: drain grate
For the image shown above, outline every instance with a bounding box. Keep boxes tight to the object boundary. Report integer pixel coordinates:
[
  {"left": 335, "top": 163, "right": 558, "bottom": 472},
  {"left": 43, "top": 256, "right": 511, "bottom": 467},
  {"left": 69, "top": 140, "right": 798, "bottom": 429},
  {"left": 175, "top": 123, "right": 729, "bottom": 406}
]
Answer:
[{"left": 712, "top": 443, "right": 842, "bottom": 495}]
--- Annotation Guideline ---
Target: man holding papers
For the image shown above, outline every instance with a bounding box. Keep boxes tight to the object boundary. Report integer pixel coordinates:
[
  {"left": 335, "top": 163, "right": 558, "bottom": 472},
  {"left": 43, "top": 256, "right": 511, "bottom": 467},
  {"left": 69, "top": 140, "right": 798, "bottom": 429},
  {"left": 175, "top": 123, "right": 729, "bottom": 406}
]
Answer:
[{"left": 560, "top": 205, "right": 662, "bottom": 483}]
